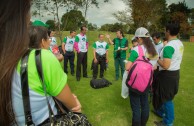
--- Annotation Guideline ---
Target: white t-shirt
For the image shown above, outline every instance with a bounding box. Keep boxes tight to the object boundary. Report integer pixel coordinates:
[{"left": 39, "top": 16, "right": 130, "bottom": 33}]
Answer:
[
  {"left": 93, "top": 41, "right": 109, "bottom": 55},
  {"left": 159, "top": 39, "right": 184, "bottom": 71}
]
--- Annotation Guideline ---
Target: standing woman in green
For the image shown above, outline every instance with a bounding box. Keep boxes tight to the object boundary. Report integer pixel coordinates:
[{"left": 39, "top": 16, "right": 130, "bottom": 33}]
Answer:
[
  {"left": 107, "top": 30, "right": 128, "bottom": 80},
  {"left": 0, "top": 0, "right": 81, "bottom": 125}
]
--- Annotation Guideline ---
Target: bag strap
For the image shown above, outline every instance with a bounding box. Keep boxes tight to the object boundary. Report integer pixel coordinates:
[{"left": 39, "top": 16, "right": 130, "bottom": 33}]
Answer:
[
  {"left": 138, "top": 45, "right": 144, "bottom": 57},
  {"left": 20, "top": 49, "right": 35, "bottom": 126},
  {"left": 35, "top": 50, "right": 72, "bottom": 114},
  {"left": 35, "top": 49, "right": 55, "bottom": 124}
]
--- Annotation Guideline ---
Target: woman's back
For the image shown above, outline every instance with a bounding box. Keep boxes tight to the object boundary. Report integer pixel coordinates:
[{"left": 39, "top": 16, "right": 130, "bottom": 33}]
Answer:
[{"left": 12, "top": 49, "right": 67, "bottom": 125}]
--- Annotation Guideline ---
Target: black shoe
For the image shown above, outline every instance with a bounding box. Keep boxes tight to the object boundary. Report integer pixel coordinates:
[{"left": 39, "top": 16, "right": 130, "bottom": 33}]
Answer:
[
  {"left": 76, "top": 77, "right": 80, "bottom": 81},
  {"left": 83, "top": 76, "right": 91, "bottom": 78},
  {"left": 154, "top": 121, "right": 165, "bottom": 126}
]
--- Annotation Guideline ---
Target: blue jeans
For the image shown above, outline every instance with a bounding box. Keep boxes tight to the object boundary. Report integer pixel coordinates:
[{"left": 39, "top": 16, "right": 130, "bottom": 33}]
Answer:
[{"left": 129, "top": 91, "right": 149, "bottom": 126}]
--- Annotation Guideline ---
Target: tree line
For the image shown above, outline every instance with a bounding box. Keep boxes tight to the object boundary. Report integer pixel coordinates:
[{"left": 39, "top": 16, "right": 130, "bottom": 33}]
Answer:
[{"left": 32, "top": 0, "right": 194, "bottom": 40}]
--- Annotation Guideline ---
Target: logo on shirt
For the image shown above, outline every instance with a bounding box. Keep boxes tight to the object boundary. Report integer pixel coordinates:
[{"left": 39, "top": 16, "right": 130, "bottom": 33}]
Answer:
[
  {"left": 98, "top": 45, "right": 104, "bottom": 48},
  {"left": 82, "top": 38, "right": 86, "bottom": 41},
  {"left": 69, "top": 40, "right": 74, "bottom": 44}
]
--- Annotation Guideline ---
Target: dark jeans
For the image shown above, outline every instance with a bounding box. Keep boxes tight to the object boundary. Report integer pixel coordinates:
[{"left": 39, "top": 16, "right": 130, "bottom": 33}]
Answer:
[
  {"left": 63, "top": 51, "right": 75, "bottom": 74},
  {"left": 129, "top": 91, "right": 149, "bottom": 126},
  {"left": 76, "top": 52, "right": 87, "bottom": 78},
  {"left": 93, "top": 54, "right": 106, "bottom": 78},
  {"left": 114, "top": 57, "right": 125, "bottom": 79}
]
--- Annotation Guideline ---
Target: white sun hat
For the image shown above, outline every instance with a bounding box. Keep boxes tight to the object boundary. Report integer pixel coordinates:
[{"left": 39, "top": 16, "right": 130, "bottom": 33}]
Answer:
[{"left": 135, "top": 27, "right": 150, "bottom": 38}]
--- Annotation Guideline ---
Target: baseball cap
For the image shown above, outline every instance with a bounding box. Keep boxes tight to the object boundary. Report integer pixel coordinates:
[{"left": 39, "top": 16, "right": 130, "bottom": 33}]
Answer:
[
  {"left": 32, "top": 20, "right": 49, "bottom": 28},
  {"left": 135, "top": 27, "right": 150, "bottom": 38}
]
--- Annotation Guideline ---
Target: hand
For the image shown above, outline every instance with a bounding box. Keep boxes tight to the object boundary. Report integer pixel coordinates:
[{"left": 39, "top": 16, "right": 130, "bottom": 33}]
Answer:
[
  {"left": 71, "top": 94, "right": 82, "bottom": 112},
  {"left": 106, "top": 34, "right": 110, "bottom": 39},
  {"left": 94, "top": 58, "right": 98, "bottom": 63},
  {"left": 106, "top": 59, "right": 108, "bottom": 63}
]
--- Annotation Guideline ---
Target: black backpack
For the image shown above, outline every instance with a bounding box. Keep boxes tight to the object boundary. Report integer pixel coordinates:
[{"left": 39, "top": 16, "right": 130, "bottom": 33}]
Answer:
[{"left": 90, "top": 78, "right": 112, "bottom": 89}]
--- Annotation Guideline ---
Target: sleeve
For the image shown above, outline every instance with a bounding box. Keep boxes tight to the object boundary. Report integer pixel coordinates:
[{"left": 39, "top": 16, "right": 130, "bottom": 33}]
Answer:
[
  {"left": 113, "top": 38, "right": 115, "bottom": 45},
  {"left": 93, "top": 43, "right": 96, "bottom": 49},
  {"left": 41, "top": 50, "right": 67, "bottom": 96},
  {"left": 129, "top": 48, "right": 132, "bottom": 53},
  {"left": 128, "top": 50, "right": 138, "bottom": 62},
  {"left": 163, "top": 46, "right": 175, "bottom": 59},
  {"left": 75, "top": 36, "right": 79, "bottom": 43},
  {"left": 63, "top": 37, "right": 67, "bottom": 43},
  {"left": 125, "top": 39, "right": 129, "bottom": 47},
  {"left": 106, "top": 43, "right": 109, "bottom": 50}
]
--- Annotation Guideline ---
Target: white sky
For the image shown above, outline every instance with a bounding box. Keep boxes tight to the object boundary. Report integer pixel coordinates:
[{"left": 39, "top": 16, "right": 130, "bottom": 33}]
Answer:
[{"left": 31, "top": 0, "right": 194, "bottom": 27}]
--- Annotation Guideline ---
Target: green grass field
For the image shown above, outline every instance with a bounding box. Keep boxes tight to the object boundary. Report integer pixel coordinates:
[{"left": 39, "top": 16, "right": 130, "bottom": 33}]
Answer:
[{"left": 57, "top": 31, "right": 194, "bottom": 126}]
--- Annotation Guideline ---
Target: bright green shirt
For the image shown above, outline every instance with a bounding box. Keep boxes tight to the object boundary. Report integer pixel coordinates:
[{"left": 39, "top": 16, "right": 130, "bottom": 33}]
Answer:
[{"left": 17, "top": 49, "right": 67, "bottom": 96}]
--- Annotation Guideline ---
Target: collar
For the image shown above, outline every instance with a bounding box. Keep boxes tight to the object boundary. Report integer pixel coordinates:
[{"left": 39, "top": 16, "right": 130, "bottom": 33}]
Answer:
[
  {"left": 155, "top": 41, "right": 162, "bottom": 45},
  {"left": 80, "top": 33, "right": 85, "bottom": 36},
  {"left": 168, "top": 38, "right": 178, "bottom": 42}
]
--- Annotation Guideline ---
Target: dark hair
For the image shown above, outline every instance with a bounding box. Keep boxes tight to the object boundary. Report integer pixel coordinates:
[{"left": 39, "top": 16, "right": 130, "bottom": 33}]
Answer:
[
  {"left": 0, "top": 0, "right": 31, "bottom": 125},
  {"left": 29, "top": 26, "right": 48, "bottom": 48},
  {"left": 166, "top": 22, "right": 180, "bottom": 36},
  {"left": 48, "top": 30, "right": 51, "bottom": 37},
  {"left": 98, "top": 34, "right": 104, "bottom": 37},
  {"left": 80, "top": 26, "right": 86, "bottom": 31},
  {"left": 117, "top": 30, "right": 125, "bottom": 37},
  {"left": 163, "top": 37, "right": 168, "bottom": 41},
  {"left": 132, "top": 38, "right": 138, "bottom": 43},
  {"left": 70, "top": 30, "right": 76, "bottom": 34},
  {"left": 152, "top": 32, "right": 161, "bottom": 39},
  {"left": 141, "top": 37, "right": 158, "bottom": 58}
]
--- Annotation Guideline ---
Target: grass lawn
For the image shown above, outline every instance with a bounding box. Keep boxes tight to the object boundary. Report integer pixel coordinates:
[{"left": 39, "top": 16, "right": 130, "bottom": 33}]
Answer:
[{"left": 57, "top": 31, "right": 194, "bottom": 126}]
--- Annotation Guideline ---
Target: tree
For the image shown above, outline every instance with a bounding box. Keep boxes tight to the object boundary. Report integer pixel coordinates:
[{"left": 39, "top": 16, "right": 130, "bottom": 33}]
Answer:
[
  {"left": 61, "top": 10, "right": 86, "bottom": 31},
  {"left": 46, "top": 20, "right": 56, "bottom": 30},
  {"left": 168, "top": 1, "right": 191, "bottom": 36},
  {"left": 88, "top": 23, "right": 98, "bottom": 31},
  {"left": 114, "top": 0, "right": 168, "bottom": 33},
  {"left": 32, "top": 0, "right": 82, "bottom": 43},
  {"left": 79, "top": 0, "right": 109, "bottom": 18},
  {"left": 100, "top": 23, "right": 129, "bottom": 33}
]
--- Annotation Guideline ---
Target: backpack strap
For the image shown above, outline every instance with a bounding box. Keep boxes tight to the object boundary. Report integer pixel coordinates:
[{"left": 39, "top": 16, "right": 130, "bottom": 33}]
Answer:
[
  {"left": 20, "top": 49, "right": 35, "bottom": 126},
  {"left": 35, "top": 49, "right": 55, "bottom": 124},
  {"left": 138, "top": 45, "right": 144, "bottom": 57}
]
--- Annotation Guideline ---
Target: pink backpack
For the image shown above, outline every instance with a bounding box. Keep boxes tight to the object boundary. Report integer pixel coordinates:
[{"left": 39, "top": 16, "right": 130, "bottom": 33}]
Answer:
[{"left": 126, "top": 45, "right": 153, "bottom": 94}]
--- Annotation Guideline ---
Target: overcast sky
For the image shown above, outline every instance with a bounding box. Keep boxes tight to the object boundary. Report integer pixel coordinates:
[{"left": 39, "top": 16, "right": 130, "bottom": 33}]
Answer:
[{"left": 31, "top": 0, "right": 194, "bottom": 27}]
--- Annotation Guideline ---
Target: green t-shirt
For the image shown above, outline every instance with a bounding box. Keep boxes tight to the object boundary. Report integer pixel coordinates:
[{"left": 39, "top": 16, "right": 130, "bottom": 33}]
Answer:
[{"left": 17, "top": 49, "right": 67, "bottom": 96}]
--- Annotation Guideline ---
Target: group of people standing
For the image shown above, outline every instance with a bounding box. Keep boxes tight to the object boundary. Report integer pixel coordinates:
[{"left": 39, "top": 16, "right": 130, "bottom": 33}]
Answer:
[
  {"left": 124, "top": 24, "right": 184, "bottom": 126},
  {"left": 0, "top": 0, "right": 184, "bottom": 125}
]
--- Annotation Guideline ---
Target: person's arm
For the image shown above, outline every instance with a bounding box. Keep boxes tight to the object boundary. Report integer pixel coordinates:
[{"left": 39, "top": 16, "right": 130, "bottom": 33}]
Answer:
[
  {"left": 106, "top": 43, "right": 109, "bottom": 63},
  {"left": 93, "top": 43, "right": 97, "bottom": 63},
  {"left": 125, "top": 50, "right": 138, "bottom": 70},
  {"left": 62, "top": 37, "right": 67, "bottom": 54},
  {"left": 106, "top": 34, "right": 114, "bottom": 45},
  {"left": 74, "top": 36, "right": 80, "bottom": 53},
  {"left": 42, "top": 50, "right": 81, "bottom": 112},
  {"left": 55, "top": 85, "right": 81, "bottom": 112},
  {"left": 56, "top": 54, "right": 64, "bottom": 62},
  {"left": 106, "top": 50, "right": 108, "bottom": 63},
  {"left": 158, "top": 58, "right": 171, "bottom": 70},
  {"left": 157, "top": 46, "right": 174, "bottom": 70}
]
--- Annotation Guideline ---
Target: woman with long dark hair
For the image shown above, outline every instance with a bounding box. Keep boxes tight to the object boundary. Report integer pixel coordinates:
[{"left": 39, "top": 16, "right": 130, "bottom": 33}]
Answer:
[
  {"left": 0, "top": 0, "right": 81, "bottom": 125},
  {"left": 125, "top": 27, "right": 158, "bottom": 126}
]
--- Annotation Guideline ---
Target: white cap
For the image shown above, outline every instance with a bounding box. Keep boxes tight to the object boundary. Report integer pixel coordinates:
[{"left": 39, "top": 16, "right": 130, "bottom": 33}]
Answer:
[{"left": 135, "top": 27, "right": 150, "bottom": 38}]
